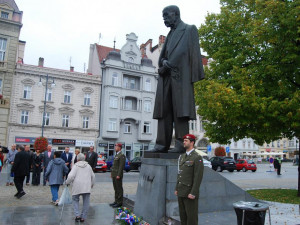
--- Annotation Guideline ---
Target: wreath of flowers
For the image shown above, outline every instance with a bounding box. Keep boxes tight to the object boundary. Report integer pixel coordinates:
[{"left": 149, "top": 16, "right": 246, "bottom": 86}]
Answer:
[
  {"left": 33, "top": 136, "right": 48, "bottom": 152},
  {"left": 115, "top": 207, "right": 148, "bottom": 225}
]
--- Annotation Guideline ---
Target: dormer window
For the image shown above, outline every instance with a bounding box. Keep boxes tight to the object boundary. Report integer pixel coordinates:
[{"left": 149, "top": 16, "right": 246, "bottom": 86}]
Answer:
[{"left": 1, "top": 12, "right": 9, "bottom": 19}]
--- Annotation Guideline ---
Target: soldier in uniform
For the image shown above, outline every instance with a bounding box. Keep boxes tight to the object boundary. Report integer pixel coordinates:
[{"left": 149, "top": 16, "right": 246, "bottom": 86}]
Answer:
[
  {"left": 175, "top": 134, "right": 204, "bottom": 225},
  {"left": 110, "top": 143, "right": 126, "bottom": 208}
]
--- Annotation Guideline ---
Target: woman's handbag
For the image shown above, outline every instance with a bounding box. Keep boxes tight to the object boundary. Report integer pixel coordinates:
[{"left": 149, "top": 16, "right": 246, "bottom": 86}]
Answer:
[{"left": 58, "top": 185, "right": 72, "bottom": 206}]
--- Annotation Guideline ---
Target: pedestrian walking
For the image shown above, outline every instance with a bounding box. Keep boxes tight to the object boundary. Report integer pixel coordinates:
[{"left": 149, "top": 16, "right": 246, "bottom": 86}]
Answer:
[
  {"left": 6, "top": 144, "right": 17, "bottom": 186},
  {"left": 85, "top": 146, "right": 98, "bottom": 171},
  {"left": 32, "top": 149, "right": 43, "bottom": 186},
  {"left": 175, "top": 134, "right": 204, "bottom": 225},
  {"left": 274, "top": 157, "right": 282, "bottom": 175},
  {"left": 110, "top": 143, "right": 125, "bottom": 208},
  {"left": 43, "top": 145, "right": 54, "bottom": 186},
  {"left": 11, "top": 145, "right": 31, "bottom": 199},
  {"left": 66, "top": 153, "right": 95, "bottom": 222},
  {"left": 25, "top": 145, "right": 33, "bottom": 185},
  {"left": 45, "top": 151, "right": 69, "bottom": 206}
]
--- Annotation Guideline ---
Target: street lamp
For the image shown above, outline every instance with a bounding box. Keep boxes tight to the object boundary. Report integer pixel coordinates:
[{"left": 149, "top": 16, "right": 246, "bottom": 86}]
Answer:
[{"left": 38, "top": 74, "right": 55, "bottom": 137}]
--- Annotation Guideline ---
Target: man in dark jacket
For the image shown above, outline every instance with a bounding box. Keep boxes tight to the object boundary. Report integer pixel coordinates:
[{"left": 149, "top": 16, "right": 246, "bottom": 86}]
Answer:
[
  {"left": 25, "top": 145, "right": 33, "bottom": 185},
  {"left": 61, "top": 146, "right": 73, "bottom": 177},
  {"left": 110, "top": 143, "right": 126, "bottom": 208},
  {"left": 152, "top": 5, "right": 205, "bottom": 153},
  {"left": 11, "top": 145, "right": 31, "bottom": 199},
  {"left": 85, "top": 146, "right": 98, "bottom": 171}
]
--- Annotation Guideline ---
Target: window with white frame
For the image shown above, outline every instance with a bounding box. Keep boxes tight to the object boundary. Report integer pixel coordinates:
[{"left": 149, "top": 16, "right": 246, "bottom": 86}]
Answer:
[
  {"left": 83, "top": 116, "right": 89, "bottom": 128},
  {"left": 109, "top": 95, "right": 118, "bottom": 108},
  {"left": 125, "top": 99, "right": 133, "bottom": 110},
  {"left": 1, "top": 12, "right": 9, "bottom": 19},
  {"left": 62, "top": 114, "right": 69, "bottom": 127},
  {"left": 289, "top": 140, "right": 294, "bottom": 147},
  {"left": 248, "top": 141, "right": 251, "bottom": 148},
  {"left": 124, "top": 122, "right": 131, "bottom": 133},
  {"left": 43, "top": 112, "right": 50, "bottom": 126},
  {"left": 234, "top": 141, "right": 238, "bottom": 148},
  {"left": 145, "top": 78, "right": 151, "bottom": 91},
  {"left": 0, "top": 78, "right": 2, "bottom": 94},
  {"left": 123, "top": 76, "right": 138, "bottom": 90},
  {"left": 0, "top": 38, "right": 7, "bottom": 61},
  {"left": 84, "top": 93, "right": 90, "bottom": 106},
  {"left": 144, "top": 100, "right": 151, "bottom": 112},
  {"left": 23, "top": 86, "right": 32, "bottom": 99},
  {"left": 64, "top": 91, "right": 71, "bottom": 103},
  {"left": 143, "top": 122, "right": 150, "bottom": 134},
  {"left": 21, "top": 110, "right": 29, "bottom": 124},
  {"left": 283, "top": 140, "right": 286, "bottom": 148},
  {"left": 112, "top": 73, "right": 118, "bottom": 86},
  {"left": 46, "top": 88, "right": 52, "bottom": 101},
  {"left": 108, "top": 118, "right": 117, "bottom": 131},
  {"left": 277, "top": 140, "right": 280, "bottom": 147}
]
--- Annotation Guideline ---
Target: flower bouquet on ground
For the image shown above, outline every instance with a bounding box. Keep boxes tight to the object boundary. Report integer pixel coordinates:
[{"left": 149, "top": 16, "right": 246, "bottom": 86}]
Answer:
[
  {"left": 33, "top": 136, "right": 48, "bottom": 152},
  {"left": 115, "top": 207, "right": 149, "bottom": 225}
]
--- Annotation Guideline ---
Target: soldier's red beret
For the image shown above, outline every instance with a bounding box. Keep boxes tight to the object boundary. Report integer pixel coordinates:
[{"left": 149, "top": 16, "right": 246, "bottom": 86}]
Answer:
[
  {"left": 115, "top": 143, "right": 122, "bottom": 148},
  {"left": 183, "top": 134, "right": 196, "bottom": 140}
]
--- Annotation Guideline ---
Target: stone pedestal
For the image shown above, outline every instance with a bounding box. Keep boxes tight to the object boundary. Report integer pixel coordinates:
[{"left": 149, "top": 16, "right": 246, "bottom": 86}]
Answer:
[
  {"left": 134, "top": 155, "right": 258, "bottom": 225},
  {"left": 134, "top": 157, "right": 178, "bottom": 225}
]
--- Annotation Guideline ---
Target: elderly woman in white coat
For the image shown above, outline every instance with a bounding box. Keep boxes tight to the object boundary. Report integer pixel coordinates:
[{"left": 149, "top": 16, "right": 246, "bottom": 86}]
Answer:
[{"left": 66, "top": 153, "right": 95, "bottom": 223}]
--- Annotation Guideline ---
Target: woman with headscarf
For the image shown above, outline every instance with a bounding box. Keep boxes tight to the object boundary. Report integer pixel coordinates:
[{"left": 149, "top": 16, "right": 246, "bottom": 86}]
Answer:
[{"left": 66, "top": 153, "right": 95, "bottom": 222}]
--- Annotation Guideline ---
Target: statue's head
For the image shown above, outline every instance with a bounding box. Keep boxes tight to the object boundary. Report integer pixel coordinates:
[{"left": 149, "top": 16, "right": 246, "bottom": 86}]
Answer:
[{"left": 162, "top": 5, "right": 181, "bottom": 28}]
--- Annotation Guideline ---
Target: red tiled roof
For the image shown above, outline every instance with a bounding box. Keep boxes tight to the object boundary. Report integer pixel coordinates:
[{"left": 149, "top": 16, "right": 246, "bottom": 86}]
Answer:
[{"left": 96, "top": 44, "right": 120, "bottom": 63}]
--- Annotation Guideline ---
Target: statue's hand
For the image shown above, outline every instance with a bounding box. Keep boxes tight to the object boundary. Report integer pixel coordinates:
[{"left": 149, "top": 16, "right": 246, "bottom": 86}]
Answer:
[{"left": 158, "top": 66, "right": 169, "bottom": 76}]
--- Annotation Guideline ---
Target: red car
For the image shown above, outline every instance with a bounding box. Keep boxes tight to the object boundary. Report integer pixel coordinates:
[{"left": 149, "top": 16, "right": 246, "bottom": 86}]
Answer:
[
  {"left": 94, "top": 157, "right": 107, "bottom": 173},
  {"left": 236, "top": 159, "right": 257, "bottom": 172}
]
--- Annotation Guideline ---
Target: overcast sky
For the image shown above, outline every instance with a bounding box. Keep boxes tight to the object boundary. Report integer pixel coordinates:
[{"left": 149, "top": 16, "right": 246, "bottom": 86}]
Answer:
[{"left": 16, "top": 0, "right": 221, "bottom": 73}]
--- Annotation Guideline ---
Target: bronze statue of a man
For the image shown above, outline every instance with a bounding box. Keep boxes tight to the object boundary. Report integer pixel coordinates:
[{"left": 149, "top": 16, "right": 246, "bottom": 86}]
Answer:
[{"left": 152, "top": 5, "right": 205, "bottom": 153}]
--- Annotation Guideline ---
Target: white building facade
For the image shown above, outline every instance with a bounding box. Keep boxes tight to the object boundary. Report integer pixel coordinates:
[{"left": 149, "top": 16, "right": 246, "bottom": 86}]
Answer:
[
  {"left": 88, "top": 33, "right": 157, "bottom": 159},
  {"left": 8, "top": 61, "right": 101, "bottom": 152}
]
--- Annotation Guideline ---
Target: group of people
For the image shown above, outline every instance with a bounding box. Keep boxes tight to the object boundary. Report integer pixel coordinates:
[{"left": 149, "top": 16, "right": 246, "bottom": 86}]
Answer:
[{"left": 2, "top": 143, "right": 120, "bottom": 223}]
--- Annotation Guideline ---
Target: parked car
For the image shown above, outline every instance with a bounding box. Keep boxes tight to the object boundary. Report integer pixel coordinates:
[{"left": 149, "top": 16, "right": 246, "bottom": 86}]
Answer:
[
  {"left": 94, "top": 156, "right": 107, "bottom": 173},
  {"left": 105, "top": 155, "right": 130, "bottom": 172},
  {"left": 203, "top": 158, "right": 212, "bottom": 168},
  {"left": 209, "top": 156, "right": 236, "bottom": 172},
  {"left": 130, "top": 157, "right": 142, "bottom": 171},
  {"left": 236, "top": 159, "right": 257, "bottom": 172}
]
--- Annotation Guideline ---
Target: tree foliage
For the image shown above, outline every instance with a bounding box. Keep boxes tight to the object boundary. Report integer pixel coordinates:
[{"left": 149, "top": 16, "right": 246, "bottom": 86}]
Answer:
[{"left": 195, "top": 0, "right": 300, "bottom": 145}]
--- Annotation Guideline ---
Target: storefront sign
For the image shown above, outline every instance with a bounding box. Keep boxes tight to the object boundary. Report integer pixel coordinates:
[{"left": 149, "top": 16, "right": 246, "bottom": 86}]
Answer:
[
  {"left": 52, "top": 139, "right": 76, "bottom": 146},
  {"left": 15, "top": 136, "right": 52, "bottom": 144},
  {"left": 98, "top": 142, "right": 108, "bottom": 147},
  {"left": 76, "top": 140, "right": 94, "bottom": 147}
]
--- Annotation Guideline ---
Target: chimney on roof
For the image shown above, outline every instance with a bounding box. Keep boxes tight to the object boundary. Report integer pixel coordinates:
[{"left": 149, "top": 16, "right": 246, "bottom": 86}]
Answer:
[
  {"left": 38, "top": 57, "right": 44, "bottom": 67},
  {"left": 70, "top": 66, "right": 74, "bottom": 72},
  {"left": 159, "top": 35, "right": 166, "bottom": 45}
]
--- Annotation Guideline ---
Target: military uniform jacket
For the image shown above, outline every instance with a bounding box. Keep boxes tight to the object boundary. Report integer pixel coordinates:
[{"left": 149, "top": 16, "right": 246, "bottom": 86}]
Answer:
[
  {"left": 111, "top": 152, "right": 126, "bottom": 178},
  {"left": 176, "top": 150, "right": 204, "bottom": 198}
]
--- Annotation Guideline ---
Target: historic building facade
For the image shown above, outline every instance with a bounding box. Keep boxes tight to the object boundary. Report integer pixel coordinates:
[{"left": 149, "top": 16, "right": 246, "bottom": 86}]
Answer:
[
  {"left": 0, "top": 0, "right": 22, "bottom": 146},
  {"left": 87, "top": 33, "right": 157, "bottom": 159},
  {"left": 8, "top": 59, "right": 101, "bottom": 152}
]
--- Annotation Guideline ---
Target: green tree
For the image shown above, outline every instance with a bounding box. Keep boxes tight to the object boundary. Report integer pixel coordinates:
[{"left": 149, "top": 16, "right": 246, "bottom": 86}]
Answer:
[{"left": 195, "top": 0, "right": 300, "bottom": 194}]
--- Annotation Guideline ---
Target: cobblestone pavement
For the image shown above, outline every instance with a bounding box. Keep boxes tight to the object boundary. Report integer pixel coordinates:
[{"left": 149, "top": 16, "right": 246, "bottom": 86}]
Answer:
[{"left": 0, "top": 182, "right": 138, "bottom": 208}]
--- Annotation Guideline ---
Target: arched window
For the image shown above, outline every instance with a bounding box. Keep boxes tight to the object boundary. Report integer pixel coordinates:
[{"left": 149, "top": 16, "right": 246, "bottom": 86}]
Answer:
[
  {"left": 145, "top": 78, "right": 151, "bottom": 91},
  {"left": 112, "top": 73, "right": 118, "bottom": 86}
]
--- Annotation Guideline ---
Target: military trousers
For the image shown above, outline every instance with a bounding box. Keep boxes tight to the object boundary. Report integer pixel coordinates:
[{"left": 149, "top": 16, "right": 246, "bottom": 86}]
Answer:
[
  {"left": 112, "top": 177, "right": 123, "bottom": 205},
  {"left": 178, "top": 196, "right": 199, "bottom": 225},
  {"left": 155, "top": 75, "right": 189, "bottom": 151}
]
